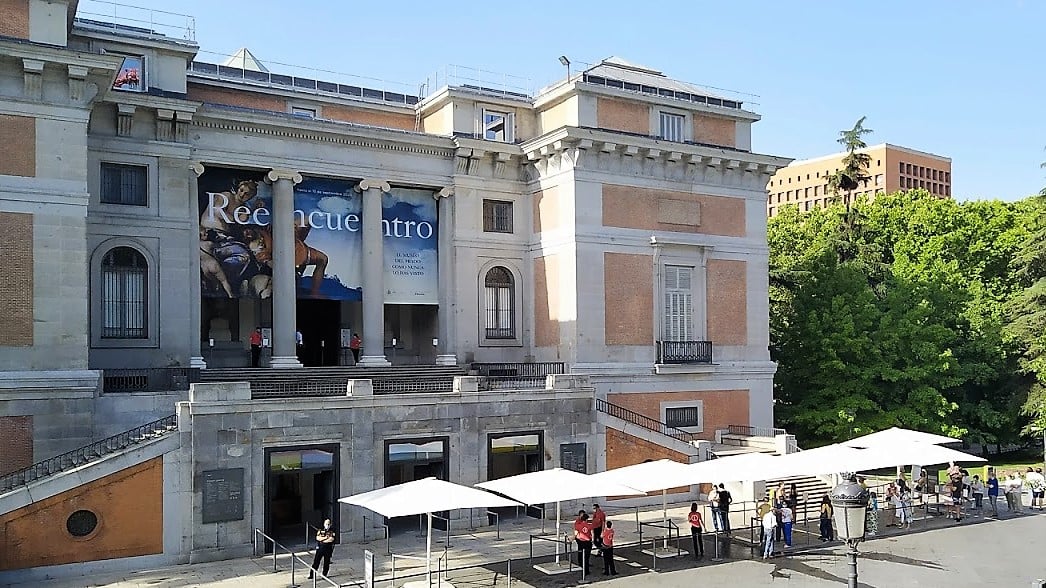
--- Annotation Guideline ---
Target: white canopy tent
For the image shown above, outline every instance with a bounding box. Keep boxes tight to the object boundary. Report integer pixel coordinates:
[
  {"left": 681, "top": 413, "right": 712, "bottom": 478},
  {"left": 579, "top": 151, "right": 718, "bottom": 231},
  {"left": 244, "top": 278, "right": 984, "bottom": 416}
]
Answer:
[
  {"left": 476, "top": 468, "right": 644, "bottom": 564},
  {"left": 842, "top": 427, "right": 959, "bottom": 448},
  {"left": 755, "top": 442, "right": 985, "bottom": 481},
  {"left": 589, "top": 459, "right": 697, "bottom": 539},
  {"left": 339, "top": 478, "right": 520, "bottom": 586},
  {"left": 686, "top": 451, "right": 781, "bottom": 484}
]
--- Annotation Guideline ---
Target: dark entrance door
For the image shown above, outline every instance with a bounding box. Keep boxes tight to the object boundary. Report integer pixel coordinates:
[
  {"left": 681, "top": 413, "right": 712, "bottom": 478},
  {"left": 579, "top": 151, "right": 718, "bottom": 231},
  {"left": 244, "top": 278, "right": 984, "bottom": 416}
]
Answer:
[
  {"left": 265, "top": 445, "right": 339, "bottom": 547},
  {"left": 488, "top": 432, "right": 544, "bottom": 521},
  {"left": 384, "top": 438, "right": 449, "bottom": 533},
  {"left": 296, "top": 299, "right": 340, "bottom": 366}
]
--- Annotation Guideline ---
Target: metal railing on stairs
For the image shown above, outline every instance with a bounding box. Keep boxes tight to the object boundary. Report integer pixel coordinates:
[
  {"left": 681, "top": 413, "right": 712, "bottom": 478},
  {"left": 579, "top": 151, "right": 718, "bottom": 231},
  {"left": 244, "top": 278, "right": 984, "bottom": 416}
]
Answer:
[
  {"left": 0, "top": 415, "right": 178, "bottom": 492},
  {"left": 595, "top": 398, "right": 699, "bottom": 444}
]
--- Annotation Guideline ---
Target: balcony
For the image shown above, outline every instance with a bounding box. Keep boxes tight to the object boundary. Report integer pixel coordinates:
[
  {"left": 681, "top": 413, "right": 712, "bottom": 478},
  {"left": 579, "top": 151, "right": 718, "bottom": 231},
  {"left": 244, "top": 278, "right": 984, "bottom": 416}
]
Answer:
[{"left": 656, "top": 340, "right": 712, "bottom": 365}]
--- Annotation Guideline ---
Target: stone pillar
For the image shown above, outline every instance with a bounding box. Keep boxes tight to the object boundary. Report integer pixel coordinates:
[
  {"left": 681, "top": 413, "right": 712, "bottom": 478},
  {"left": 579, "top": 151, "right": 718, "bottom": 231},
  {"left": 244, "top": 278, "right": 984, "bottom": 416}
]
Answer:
[
  {"left": 434, "top": 187, "right": 458, "bottom": 366},
  {"left": 188, "top": 162, "right": 207, "bottom": 369},
  {"left": 355, "top": 179, "right": 391, "bottom": 366},
  {"left": 267, "top": 169, "right": 303, "bottom": 368}
]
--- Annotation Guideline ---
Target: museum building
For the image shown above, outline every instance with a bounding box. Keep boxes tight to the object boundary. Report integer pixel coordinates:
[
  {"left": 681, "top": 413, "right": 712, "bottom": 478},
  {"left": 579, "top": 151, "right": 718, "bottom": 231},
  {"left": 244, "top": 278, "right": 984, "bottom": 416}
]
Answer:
[{"left": 0, "top": 0, "right": 790, "bottom": 574}]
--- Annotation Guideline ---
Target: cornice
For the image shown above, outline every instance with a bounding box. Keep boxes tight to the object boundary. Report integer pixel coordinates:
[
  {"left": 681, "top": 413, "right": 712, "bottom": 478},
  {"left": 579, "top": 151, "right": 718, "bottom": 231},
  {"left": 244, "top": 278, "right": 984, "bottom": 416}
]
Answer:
[
  {"left": 187, "top": 76, "right": 413, "bottom": 116},
  {"left": 102, "top": 92, "right": 200, "bottom": 112},
  {"left": 192, "top": 106, "right": 457, "bottom": 159},
  {"left": 450, "top": 137, "right": 525, "bottom": 180},
  {"left": 0, "top": 39, "right": 124, "bottom": 72},
  {"left": 520, "top": 126, "right": 792, "bottom": 191}
]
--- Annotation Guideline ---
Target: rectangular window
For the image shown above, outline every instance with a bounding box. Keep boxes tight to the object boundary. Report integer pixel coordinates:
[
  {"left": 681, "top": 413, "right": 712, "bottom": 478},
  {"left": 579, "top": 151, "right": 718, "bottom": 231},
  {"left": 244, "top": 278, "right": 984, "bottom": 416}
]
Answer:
[
  {"left": 658, "top": 111, "right": 685, "bottom": 141},
  {"left": 482, "top": 200, "right": 513, "bottom": 233},
  {"left": 814, "top": 185, "right": 820, "bottom": 196},
  {"left": 804, "top": 187, "right": 810, "bottom": 197},
  {"left": 899, "top": 162, "right": 905, "bottom": 174},
  {"left": 113, "top": 55, "right": 146, "bottom": 92},
  {"left": 483, "top": 109, "right": 514, "bottom": 142},
  {"left": 102, "top": 260, "right": 146, "bottom": 338},
  {"left": 662, "top": 265, "right": 693, "bottom": 342},
  {"left": 665, "top": 406, "right": 702, "bottom": 429},
  {"left": 906, "top": 163, "right": 912, "bottom": 175},
  {"left": 291, "top": 106, "right": 316, "bottom": 118},
  {"left": 875, "top": 174, "right": 883, "bottom": 186},
  {"left": 100, "top": 163, "right": 148, "bottom": 206}
]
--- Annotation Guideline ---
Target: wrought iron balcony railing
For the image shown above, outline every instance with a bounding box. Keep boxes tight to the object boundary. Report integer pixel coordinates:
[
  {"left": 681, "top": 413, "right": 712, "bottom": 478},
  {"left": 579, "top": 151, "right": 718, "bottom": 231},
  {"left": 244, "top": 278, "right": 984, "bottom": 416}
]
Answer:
[{"left": 656, "top": 340, "right": 713, "bottom": 364}]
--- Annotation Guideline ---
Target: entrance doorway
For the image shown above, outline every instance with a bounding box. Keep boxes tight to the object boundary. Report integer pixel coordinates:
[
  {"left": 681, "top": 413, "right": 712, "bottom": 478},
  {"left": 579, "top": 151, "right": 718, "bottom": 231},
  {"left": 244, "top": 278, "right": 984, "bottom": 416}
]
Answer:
[
  {"left": 297, "top": 300, "right": 341, "bottom": 366},
  {"left": 265, "top": 445, "right": 339, "bottom": 546},
  {"left": 488, "top": 432, "right": 544, "bottom": 521},
  {"left": 384, "top": 438, "right": 448, "bottom": 533}
]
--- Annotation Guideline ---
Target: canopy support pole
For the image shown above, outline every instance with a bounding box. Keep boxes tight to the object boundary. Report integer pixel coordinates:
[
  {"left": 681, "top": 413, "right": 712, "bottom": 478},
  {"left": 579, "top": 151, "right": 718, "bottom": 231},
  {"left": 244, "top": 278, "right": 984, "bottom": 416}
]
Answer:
[
  {"left": 426, "top": 512, "right": 433, "bottom": 586},
  {"left": 552, "top": 498, "right": 560, "bottom": 564},
  {"left": 662, "top": 489, "right": 668, "bottom": 549}
]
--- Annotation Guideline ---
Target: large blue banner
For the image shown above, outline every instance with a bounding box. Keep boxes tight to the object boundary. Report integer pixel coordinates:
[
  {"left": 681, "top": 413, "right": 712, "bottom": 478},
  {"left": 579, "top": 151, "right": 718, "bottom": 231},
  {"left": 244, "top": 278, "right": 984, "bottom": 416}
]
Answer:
[{"left": 198, "top": 168, "right": 437, "bottom": 303}]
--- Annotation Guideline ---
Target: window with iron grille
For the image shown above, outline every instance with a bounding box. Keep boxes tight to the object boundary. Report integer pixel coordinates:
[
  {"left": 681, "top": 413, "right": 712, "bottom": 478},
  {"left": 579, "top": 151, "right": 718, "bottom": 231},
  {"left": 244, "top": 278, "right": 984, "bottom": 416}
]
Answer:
[
  {"left": 659, "top": 111, "right": 685, "bottom": 142},
  {"left": 665, "top": 406, "right": 702, "bottom": 429},
  {"left": 662, "top": 265, "right": 693, "bottom": 342},
  {"left": 484, "top": 266, "right": 515, "bottom": 339},
  {"left": 482, "top": 200, "right": 513, "bottom": 233},
  {"left": 100, "top": 163, "right": 147, "bottom": 206},
  {"left": 101, "top": 247, "right": 147, "bottom": 339}
]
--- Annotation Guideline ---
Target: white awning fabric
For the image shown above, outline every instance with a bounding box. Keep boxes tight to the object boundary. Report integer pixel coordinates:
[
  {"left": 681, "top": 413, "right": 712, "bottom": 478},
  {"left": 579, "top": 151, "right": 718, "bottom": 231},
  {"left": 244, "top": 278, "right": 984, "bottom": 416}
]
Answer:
[
  {"left": 842, "top": 427, "right": 959, "bottom": 448},
  {"left": 338, "top": 477, "right": 520, "bottom": 518},
  {"left": 686, "top": 452, "right": 780, "bottom": 483},
  {"left": 475, "top": 468, "right": 644, "bottom": 504},
  {"left": 588, "top": 459, "right": 696, "bottom": 493}
]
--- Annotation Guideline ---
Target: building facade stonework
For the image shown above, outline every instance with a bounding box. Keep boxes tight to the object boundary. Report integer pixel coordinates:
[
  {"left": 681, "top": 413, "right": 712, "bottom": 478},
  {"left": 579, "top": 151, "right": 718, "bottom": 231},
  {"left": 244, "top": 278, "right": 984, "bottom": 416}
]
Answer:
[{"left": 0, "top": 0, "right": 790, "bottom": 573}]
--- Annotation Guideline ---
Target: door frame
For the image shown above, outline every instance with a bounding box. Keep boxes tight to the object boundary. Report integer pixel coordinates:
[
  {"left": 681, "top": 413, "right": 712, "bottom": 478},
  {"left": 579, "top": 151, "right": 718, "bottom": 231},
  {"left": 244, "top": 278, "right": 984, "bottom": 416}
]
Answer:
[{"left": 263, "top": 443, "right": 341, "bottom": 544}]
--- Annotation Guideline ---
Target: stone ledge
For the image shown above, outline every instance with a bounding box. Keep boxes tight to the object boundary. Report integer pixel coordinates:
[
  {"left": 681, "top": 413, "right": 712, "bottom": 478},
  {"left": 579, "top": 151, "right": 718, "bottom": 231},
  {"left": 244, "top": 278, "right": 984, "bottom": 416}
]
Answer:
[{"left": 0, "top": 370, "right": 100, "bottom": 398}]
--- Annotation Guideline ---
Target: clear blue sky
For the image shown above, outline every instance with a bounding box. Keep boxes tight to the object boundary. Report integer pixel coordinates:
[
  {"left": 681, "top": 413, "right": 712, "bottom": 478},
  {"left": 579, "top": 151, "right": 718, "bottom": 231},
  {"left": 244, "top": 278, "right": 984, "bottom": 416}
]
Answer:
[{"left": 118, "top": 0, "right": 1045, "bottom": 201}]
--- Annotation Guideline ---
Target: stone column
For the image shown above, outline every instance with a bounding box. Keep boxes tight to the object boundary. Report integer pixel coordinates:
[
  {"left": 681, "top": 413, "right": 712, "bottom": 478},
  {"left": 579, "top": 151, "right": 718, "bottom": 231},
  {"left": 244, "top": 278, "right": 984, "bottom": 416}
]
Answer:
[
  {"left": 188, "top": 162, "right": 207, "bottom": 369},
  {"left": 355, "top": 179, "right": 391, "bottom": 366},
  {"left": 434, "top": 187, "right": 458, "bottom": 366},
  {"left": 267, "top": 169, "right": 303, "bottom": 368}
]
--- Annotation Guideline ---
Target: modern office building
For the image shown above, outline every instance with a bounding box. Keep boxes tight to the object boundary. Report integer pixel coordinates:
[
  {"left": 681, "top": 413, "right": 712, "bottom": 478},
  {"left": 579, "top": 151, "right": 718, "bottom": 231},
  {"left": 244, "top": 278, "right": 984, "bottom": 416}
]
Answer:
[
  {"left": 0, "top": 0, "right": 790, "bottom": 575},
  {"left": 766, "top": 143, "right": 951, "bottom": 217}
]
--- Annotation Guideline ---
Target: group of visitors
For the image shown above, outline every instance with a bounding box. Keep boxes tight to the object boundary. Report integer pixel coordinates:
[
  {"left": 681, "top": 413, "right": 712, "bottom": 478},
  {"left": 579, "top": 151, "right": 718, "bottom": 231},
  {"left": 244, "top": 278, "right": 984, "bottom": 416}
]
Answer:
[{"left": 573, "top": 504, "right": 617, "bottom": 576}]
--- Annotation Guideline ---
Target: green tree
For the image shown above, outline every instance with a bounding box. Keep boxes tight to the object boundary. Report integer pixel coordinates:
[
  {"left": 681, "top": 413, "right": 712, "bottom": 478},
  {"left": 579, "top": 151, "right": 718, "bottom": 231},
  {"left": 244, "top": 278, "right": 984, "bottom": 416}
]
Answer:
[
  {"left": 827, "top": 116, "right": 874, "bottom": 203},
  {"left": 1004, "top": 196, "right": 1046, "bottom": 434}
]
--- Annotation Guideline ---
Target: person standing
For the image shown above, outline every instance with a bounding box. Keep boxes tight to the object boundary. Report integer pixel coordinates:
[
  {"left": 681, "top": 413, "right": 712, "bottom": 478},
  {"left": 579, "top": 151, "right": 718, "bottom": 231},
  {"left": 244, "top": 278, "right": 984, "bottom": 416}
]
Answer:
[
  {"left": 573, "top": 510, "right": 593, "bottom": 576},
  {"left": 986, "top": 469, "right": 1000, "bottom": 517},
  {"left": 780, "top": 503, "right": 793, "bottom": 549},
  {"left": 1024, "top": 467, "right": 1044, "bottom": 510},
  {"left": 601, "top": 520, "right": 618, "bottom": 575},
  {"left": 708, "top": 485, "right": 722, "bottom": 533},
  {"left": 249, "top": 326, "right": 263, "bottom": 367},
  {"left": 349, "top": 333, "right": 361, "bottom": 364},
  {"left": 716, "top": 483, "right": 733, "bottom": 533},
  {"left": 818, "top": 494, "right": 834, "bottom": 541},
  {"left": 591, "top": 504, "right": 606, "bottom": 553},
  {"left": 308, "top": 519, "right": 336, "bottom": 579},
  {"left": 687, "top": 502, "right": 704, "bottom": 558},
  {"left": 761, "top": 507, "right": 777, "bottom": 559},
  {"left": 970, "top": 475, "right": 985, "bottom": 510},
  {"left": 757, "top": 497, "right": 772, "bottom": 545}
]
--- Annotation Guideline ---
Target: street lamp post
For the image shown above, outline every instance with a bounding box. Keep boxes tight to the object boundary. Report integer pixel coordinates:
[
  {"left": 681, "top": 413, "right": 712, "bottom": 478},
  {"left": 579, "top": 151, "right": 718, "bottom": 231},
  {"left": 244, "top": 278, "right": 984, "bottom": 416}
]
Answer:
[{"left": 830, "top": 474, "right": 870, "bottom": 588}]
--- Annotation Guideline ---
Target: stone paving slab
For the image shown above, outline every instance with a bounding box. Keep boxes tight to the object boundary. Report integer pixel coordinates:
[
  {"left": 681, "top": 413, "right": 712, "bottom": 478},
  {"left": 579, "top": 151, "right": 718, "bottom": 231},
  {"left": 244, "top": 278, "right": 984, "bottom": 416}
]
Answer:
[{"left": 7, "top": 503, "right": 1044, "bottom": 588}]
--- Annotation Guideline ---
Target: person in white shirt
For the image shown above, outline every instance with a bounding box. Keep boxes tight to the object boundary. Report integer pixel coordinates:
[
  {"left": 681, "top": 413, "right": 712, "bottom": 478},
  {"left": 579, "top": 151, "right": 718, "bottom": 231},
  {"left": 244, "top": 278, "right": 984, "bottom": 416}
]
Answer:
[
  {"left": 762, "top": 508, "right": 777, "bottom": 558},
  {"left": 970, "top": 475, "right": 985, "bottom": 510},
  {"left": 1024, "top": 467, "right": 1045, "bottom": 510},
  {"left": 780, "top": 504, "right": 794, "bottom": 548},
  {"left": 1006, "top": 473, "right": 1024, "bottom": 513}
]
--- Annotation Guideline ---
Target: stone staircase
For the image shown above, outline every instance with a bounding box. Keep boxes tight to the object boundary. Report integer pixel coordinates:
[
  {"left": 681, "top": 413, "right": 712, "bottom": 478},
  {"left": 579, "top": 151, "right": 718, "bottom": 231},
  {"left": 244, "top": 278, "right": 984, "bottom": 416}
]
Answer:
[
  {"left": 594, "top": 398, "right": 706, "bottom": 459},
  {"left": 764, "top": 474, "right": 833, "bottom": 520}
]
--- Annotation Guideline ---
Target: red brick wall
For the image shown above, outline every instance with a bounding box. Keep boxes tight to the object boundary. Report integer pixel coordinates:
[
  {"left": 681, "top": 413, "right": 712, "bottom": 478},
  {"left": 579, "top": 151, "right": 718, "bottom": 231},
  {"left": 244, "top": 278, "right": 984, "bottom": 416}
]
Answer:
[
  {"left": 605, "top": 429, "right": 690, "bottom": 494},
  {"left": 706, "top": 259, "right": 747, "bottom": 345},
  {"left": 0, "top": 458, "right": 163, "bottom": 570},
  {"left": 0, "top": 416, "right": 33, "bottom": 476},
  {"left": 604, "top": 253, "right": 653, "bottom": 345},
  {"left": 607, "top": 390, "right": 750, "bottom": 442},
  {"left": 0, "top": 212, "right": 33, "bottom": 346},
  {"left": 187, "top": 84, "right": 287, "bottom": 112},
  {"left": 0, "top": 114, "right": 36, "bottom": 177},
  {"left": 0, "top": 0, "right": 29, "bottom": 39}
]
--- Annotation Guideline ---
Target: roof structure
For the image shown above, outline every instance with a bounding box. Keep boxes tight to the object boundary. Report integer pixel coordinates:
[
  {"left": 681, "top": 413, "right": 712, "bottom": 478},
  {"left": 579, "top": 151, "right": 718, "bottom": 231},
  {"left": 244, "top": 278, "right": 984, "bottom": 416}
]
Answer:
[
  {"left": 583, "top": 56, "right": 731, "bottom": 102},
  {"left": 221, "top": 47, "right": 268, "bottom": 73}
]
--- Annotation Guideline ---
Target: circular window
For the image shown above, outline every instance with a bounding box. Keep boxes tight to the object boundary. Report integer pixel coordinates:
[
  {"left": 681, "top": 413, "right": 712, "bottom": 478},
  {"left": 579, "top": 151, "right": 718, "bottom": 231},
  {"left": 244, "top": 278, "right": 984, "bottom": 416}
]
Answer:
[{"left": 66, "top": 510, "right": 98, "bottom": 537}]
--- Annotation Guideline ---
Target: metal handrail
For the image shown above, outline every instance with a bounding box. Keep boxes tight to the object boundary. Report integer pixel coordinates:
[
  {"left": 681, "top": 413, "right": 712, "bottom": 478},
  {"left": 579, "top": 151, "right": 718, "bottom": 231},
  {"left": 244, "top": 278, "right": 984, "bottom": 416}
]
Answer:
[
  {"left": 0, "top": 414, "right": 177, "bottom": 492},
  {"left": 726, "top": 424, "right": 787, "bottom": 437},
  {"left": 252, "top": 528, "right": 338, "bottom": 588},
  {"left": 595, "top": 398, "right": 699, "bottom": 444}
]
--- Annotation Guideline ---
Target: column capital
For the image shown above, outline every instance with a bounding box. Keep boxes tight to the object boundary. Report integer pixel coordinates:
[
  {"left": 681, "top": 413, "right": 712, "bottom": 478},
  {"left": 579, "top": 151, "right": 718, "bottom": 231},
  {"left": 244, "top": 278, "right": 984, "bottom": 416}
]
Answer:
[
  {"left": 355, "top": 179, "right": 391, "bottom": 193},
  {"left": 267, "top": 168, "right": 303, "bottom": 184},
  {"left": 435, "top": 186, "right": 454, "bottom": 200},
  {"left": 189, "top": 162, "right": 205, "bottom": 177}
]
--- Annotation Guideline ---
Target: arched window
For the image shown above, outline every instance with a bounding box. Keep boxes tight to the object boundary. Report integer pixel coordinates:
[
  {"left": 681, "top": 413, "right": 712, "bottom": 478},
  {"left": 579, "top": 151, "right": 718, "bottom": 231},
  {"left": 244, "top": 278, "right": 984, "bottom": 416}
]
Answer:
[
  {"left": 484, "top": 266, "right": 515, "bottom": 339},
  {"left": 101, "top": 247, "right": 148, "bottom": 338}
]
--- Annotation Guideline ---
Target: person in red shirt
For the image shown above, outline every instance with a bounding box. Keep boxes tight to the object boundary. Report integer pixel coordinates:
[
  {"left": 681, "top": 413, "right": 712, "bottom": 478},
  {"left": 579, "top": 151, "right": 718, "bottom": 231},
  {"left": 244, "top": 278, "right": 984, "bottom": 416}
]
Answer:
[
  {"left": 601, "top": 520, "right": 618, "bottom": 575},
  {"left": 688, "top": 502, "right": 705, "bottom": 558},
  {"left": 591, "top": 503, "right": 607, "bottom": 552},
  {"left": 573, "top": 510, "right": 593, "bottom": 576},
  {"left": 349, "top": 333, "right": 361, "bottom": 364},
  {"left": 249, "top": 327, "right": 263, "bottom": 367}
]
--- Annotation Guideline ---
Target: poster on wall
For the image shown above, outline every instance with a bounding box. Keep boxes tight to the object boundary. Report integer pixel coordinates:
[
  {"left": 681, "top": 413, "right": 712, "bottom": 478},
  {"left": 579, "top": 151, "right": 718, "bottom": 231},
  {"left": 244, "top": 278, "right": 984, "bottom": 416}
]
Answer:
[
  {"left": 197, "top": 167, "right": 437, "bottom": 303},
  {"left": 383, "top": 188, "right": 438, "bottom": 305}
]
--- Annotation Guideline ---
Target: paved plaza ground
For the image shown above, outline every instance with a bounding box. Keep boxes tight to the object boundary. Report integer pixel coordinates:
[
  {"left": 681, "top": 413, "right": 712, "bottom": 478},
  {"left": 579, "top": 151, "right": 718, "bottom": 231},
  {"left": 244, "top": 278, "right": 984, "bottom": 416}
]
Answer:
[{"left": 5, "top": 501, "right": 1044, "bottom": 588}]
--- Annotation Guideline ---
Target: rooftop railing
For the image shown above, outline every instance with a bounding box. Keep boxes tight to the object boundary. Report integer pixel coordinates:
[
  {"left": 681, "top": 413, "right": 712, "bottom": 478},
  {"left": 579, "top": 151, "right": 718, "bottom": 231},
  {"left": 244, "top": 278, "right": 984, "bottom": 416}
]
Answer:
[{"left": 74, "top": 0, "right": 195, "bottom": 42}]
